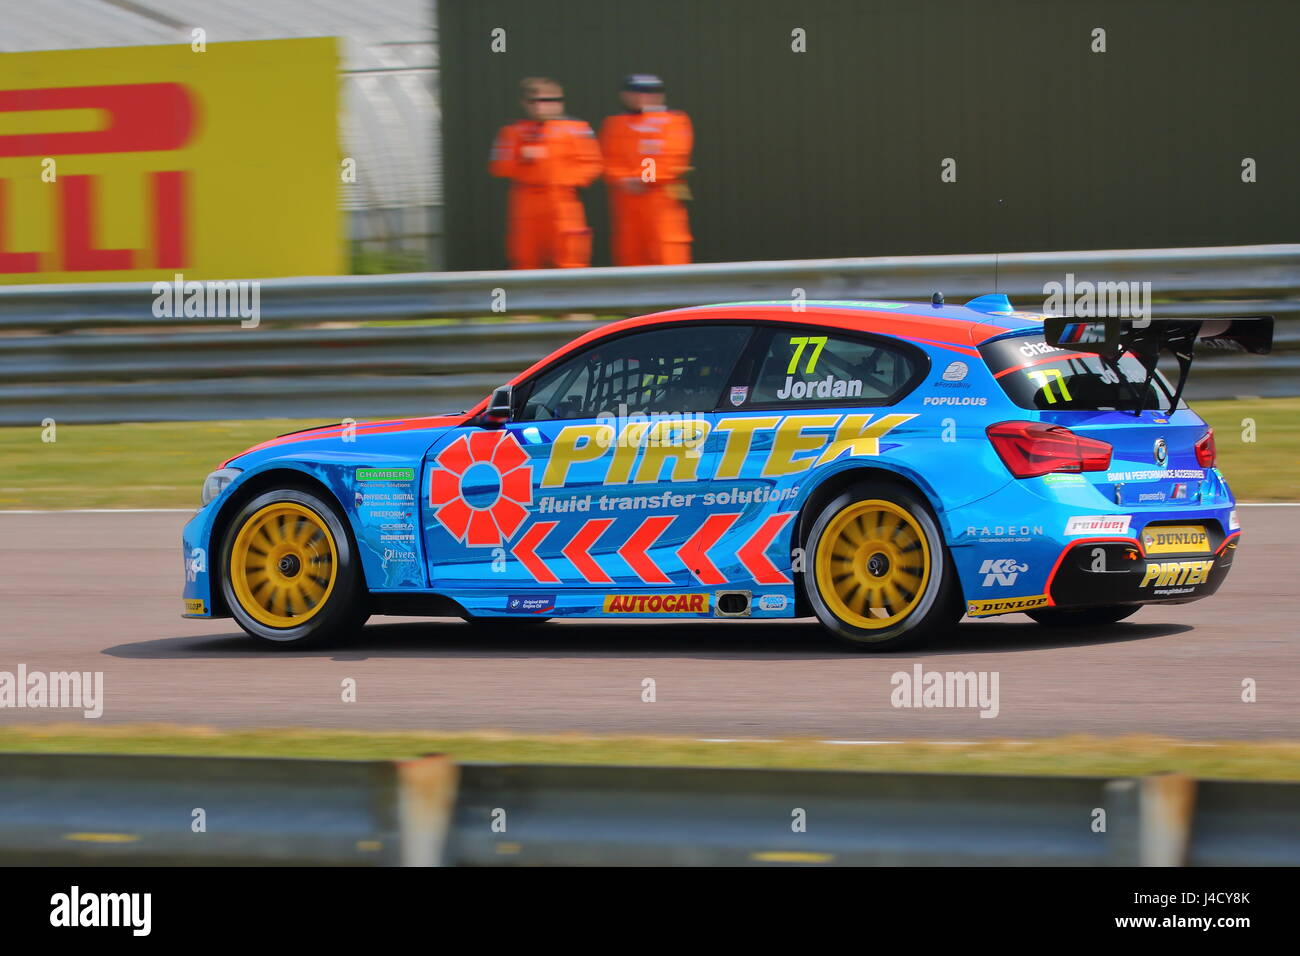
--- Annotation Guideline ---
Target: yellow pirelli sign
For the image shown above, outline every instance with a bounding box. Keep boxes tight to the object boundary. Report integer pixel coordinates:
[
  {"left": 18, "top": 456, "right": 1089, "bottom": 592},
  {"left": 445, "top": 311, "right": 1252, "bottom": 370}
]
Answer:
[{"left": 0, "top": 39, "right": 342, "bottom": 283}]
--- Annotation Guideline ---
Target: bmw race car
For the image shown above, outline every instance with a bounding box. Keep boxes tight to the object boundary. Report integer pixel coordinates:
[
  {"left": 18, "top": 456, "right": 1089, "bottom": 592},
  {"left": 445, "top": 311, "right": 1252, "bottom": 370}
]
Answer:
[{"left": 181, "top": 296, "right": 1271, "bottom": 650}]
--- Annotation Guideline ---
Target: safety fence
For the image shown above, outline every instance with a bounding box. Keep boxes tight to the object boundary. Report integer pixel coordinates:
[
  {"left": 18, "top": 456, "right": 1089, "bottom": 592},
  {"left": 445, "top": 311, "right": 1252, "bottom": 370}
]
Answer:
[
  {"left": 0, "top": 753, "right": 1296, "bottom": 866},
  {"left": 0, "top": 243, "right": 1296, "bottom": 425}
]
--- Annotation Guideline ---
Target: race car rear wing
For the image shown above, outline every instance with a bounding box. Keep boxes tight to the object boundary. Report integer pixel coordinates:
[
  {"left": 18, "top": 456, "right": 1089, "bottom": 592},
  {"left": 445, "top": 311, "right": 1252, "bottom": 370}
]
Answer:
[{"left": 1042, "top": 315, "right": 1274, "bottom": 414}]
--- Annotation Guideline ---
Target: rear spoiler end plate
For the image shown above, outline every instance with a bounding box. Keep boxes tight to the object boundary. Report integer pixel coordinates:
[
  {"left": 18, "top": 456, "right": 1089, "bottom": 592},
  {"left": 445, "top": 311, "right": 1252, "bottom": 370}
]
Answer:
[{"left": 1041, "top": 315, "right": 1274, "bottom": 413}]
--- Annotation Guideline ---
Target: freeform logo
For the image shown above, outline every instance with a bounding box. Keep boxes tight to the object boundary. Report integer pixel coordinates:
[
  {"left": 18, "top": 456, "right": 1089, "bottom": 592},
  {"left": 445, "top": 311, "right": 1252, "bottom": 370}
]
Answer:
[
  {"left": 890, "top": 664, "right": 999, "bottom": 718},
  {"left": 0, "top": 665, "right": 103, "bottom": 718},
  {"left": 50, "top": 886, "right": 150, "bottom": 936}
]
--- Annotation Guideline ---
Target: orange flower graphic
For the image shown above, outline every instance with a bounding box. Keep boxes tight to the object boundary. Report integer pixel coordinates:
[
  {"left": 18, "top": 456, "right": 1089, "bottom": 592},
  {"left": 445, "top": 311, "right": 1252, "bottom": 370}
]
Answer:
[{"left": 428, "top": 430, "right": 533, "bottom": 546}]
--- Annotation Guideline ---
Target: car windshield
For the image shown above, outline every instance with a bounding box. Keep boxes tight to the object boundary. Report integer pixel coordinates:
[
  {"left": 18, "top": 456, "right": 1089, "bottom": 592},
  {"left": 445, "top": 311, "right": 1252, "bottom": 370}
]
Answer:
[{"left": 980, "top": 333, "right": 1179, "bottom": 411}]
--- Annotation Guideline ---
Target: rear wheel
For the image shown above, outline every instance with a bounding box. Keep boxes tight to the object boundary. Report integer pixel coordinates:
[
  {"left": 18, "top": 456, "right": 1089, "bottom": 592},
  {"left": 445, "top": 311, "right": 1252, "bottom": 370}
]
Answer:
[
  {"left": 1026, "top": 605, "right": 1140, "bottom": 627},
  {"left": 220, "top": 488, "right": 369, "bottom": 646},
  {"left": 803, "top": 483, "right": 961, "bottom": 651}
]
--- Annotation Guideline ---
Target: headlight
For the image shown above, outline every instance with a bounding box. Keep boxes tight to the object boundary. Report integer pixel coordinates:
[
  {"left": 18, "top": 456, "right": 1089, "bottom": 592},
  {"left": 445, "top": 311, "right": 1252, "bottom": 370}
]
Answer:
[{"left": 201, "top": 467, "right": 242, "bottom": 506}]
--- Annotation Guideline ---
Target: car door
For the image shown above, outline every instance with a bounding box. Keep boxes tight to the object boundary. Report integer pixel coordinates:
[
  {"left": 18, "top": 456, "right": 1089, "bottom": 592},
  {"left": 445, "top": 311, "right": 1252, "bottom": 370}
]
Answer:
[
  {"left": 701, "top": 324, "right": 928, "bottom": 589},
  {"left": 423, "top": 322, "right": 753, "bottom": 594}
]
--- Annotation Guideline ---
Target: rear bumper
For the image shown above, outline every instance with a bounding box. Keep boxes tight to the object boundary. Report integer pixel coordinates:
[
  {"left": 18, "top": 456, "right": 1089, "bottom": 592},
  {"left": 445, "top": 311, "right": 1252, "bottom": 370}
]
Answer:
[
  {"left": 1046, "top": 530, "right": 1239, "bottom": 608},
  {"left": 944, "top": 467, "right": 1239, "bottom": 616}
]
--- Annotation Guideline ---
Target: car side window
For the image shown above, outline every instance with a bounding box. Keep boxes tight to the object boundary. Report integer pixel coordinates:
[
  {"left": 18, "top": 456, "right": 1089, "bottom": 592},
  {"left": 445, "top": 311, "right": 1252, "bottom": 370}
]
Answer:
[
  {"left": 744, "top": 327, "right": 920, "bottom": 406},
  {"left": 517, "top": 324, "right": 752, "bottom": 421}
]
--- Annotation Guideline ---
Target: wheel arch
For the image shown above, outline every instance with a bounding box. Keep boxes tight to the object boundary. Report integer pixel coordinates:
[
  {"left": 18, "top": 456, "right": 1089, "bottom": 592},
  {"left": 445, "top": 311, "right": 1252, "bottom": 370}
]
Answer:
[
  {"left": 208, "top": 466, "right": 356, "bottom": 617},
  {"left": 792, "top": 464, "right": 947, "bottom": 616}
]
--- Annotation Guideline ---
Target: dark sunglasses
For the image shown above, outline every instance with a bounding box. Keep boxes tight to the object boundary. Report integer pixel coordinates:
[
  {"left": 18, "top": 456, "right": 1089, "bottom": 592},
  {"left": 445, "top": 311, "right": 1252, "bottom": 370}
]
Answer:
[{"left": 529, "top": 95, "right": 563, "bottom": 103}]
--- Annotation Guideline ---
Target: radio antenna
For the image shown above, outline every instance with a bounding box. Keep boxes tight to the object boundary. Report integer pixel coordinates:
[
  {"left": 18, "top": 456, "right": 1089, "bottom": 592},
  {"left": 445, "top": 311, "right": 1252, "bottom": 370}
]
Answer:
[{"left": 993, "top": 198, "right": 1004, "bottom": 293}]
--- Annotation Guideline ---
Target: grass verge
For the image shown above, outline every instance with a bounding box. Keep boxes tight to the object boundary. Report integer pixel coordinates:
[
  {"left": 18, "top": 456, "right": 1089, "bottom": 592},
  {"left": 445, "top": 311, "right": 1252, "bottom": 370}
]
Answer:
[
  {"left": 0, "top": 398, "right": 1296, "bottom": 510},
  {"left": 2, "top": 724, "right": 1298, "bottom": 780}
]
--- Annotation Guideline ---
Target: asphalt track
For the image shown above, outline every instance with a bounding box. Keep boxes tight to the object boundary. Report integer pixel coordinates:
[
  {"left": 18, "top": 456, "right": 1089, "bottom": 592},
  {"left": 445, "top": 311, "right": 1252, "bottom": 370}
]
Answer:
[{"left": 0, "top": 509, "right": 1296, "bottom": 740}]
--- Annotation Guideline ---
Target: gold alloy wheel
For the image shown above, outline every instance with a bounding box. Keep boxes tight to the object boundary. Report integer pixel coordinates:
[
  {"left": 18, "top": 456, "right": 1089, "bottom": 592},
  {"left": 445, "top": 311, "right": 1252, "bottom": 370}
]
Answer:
[
  {"left": 229, "top": 502, "right": 338, "bottom": 628},
  {"left": 814, "top": 499, "right": 931, "bottom": 630}
]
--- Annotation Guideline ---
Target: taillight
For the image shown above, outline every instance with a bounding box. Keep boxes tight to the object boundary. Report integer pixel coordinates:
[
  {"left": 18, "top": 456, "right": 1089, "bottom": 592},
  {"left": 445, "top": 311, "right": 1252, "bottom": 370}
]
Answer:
[
  {"left": 986, "top": 421, "right": 1113, "bottom": 478},
  {"left": 1194, "top": 429, "right": 1216, "bottom": 468}
]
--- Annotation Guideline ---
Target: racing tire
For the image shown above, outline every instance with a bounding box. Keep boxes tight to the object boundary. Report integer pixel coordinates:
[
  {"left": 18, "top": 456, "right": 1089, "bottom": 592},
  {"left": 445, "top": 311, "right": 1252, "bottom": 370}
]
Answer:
[
  {"left": 802, "top": 483, "right": 961, "bottom": 651},
  {"left": 1025, "top": 605, "right": 1141, "bottom": 627},
  {"left": 220, "top": 488, "right": 369, "bottom": 647}
]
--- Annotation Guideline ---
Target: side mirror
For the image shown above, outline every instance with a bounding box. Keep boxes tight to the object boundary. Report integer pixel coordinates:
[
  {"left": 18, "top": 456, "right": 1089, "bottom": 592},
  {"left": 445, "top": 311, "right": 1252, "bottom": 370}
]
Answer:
[{"left": 480, "top": 385, "right": 513, "bottom": 428}]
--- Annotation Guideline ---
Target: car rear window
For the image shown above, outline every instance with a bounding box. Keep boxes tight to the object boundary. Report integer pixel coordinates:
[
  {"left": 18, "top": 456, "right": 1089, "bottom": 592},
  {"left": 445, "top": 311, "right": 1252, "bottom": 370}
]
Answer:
[
  {"left": 980, "top": 333, "right": 1179, "bottom": 411},
  {"left": 739, "top": 327, "right": 922, "bottom": 407}
]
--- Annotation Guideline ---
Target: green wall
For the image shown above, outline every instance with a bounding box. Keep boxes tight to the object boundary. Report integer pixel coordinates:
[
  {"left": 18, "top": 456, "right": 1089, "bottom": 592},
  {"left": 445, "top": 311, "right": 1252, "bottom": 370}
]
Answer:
[{"left": 441, "top": 0, "right": 1298, "bottom": 270}]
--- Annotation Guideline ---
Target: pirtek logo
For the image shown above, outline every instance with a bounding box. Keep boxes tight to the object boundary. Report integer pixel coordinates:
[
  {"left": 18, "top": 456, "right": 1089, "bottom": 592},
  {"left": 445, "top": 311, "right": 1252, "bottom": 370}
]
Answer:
[
  {"left": 0, "top": 84, "right": 195, "bottom": 273},
  {"left": 602, "top": 593, "right": 710, "bottom": 613},
  {"left": 1139, "top": 560, "right": 1213, "bottom": 588},
  {"left": 541, "top": 413, "right": 915, "bottom": 488}
]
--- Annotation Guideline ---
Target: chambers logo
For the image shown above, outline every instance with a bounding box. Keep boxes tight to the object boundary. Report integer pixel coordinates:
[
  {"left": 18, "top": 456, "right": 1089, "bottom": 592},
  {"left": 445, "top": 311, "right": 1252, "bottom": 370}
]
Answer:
[{"left": 356, "top": 467, "right": 415, "bottom": 482}]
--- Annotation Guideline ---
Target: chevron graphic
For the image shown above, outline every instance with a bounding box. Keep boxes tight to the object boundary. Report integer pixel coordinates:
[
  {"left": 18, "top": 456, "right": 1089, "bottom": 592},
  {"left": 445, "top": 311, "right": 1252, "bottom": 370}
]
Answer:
[
  {"left": 617, "top": 515, "right": 675, "bottom": 584},
  {"left": 677, "top": 513, "right": 740, "bottom": 585},
  {"left": 561, "top": 518, "right": 616, "bottom": 584},
  {"left": 509, "top": 510, "right": 797, "bottom": 587},
  {"left": 735, "top": 512, "right": 795, "bottom": 584},
  {"left": 510, "top": 520, "right": 559, "bottom": 584}
]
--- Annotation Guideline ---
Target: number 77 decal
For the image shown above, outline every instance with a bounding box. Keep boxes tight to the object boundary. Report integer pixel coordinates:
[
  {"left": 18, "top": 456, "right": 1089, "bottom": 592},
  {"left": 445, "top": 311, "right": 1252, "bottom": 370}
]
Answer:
[
  {"left": 786, "top": 335, "right": 827, "bottom": 375},
  {"left": 1025, "top": 367, "right": 1073, "bottom": 404}
]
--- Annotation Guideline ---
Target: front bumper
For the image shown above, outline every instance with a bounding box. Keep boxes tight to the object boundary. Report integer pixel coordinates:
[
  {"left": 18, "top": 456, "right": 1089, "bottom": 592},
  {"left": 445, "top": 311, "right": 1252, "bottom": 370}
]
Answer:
[{"left": 181, "top": 505, "right": 218, "bottom": 618}]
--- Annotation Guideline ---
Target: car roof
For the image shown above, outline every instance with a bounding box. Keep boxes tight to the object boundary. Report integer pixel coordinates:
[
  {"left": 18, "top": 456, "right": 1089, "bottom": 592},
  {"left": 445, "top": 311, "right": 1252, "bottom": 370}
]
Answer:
[{"left": 522, "top": 295, "right": 1045, "bottom": 376}]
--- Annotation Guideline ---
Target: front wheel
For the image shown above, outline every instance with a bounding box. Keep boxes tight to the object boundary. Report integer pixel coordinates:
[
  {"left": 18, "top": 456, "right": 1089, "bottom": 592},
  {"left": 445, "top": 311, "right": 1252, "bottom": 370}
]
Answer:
[
  {"left": 802, "top": 483, "right": 961, "bottom": 651},
  {"left": 220, "top": 488, "right": 369, "bottom": 646},
  {"left": 1025, "top": 605, "right": 1140, "bottom": 627}
]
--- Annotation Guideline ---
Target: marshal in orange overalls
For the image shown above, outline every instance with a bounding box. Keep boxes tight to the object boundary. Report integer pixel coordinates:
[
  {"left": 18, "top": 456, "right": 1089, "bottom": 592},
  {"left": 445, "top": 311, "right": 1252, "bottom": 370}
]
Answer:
[
  {"left": 489, "top": 118, "right": 603, "bottom": 269},
  {"left": 599, "top": 106, "right": 694, "bottom": 266}
]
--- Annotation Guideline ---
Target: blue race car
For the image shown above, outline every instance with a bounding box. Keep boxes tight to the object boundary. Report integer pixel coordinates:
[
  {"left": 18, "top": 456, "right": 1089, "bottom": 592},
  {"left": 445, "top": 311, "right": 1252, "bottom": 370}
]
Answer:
[{"left": 181, "top": 296, "right": 1270, "bottom": 650}]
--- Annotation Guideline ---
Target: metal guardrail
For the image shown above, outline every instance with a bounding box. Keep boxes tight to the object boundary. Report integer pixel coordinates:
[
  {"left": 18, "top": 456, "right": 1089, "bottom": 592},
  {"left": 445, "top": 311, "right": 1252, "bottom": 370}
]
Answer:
[
  {"left": 1, "top": 753, "right": 1297, "bottom": 866},
  {"left": 0, "top": 244, "right": 1296, "bottom": 424},
  {"left": 0, "top": 753, "right": 457, "bottom": 866}
]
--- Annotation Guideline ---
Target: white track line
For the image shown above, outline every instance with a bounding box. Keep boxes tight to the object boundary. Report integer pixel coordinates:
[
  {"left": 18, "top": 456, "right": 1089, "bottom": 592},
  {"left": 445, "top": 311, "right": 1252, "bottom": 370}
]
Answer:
[{"left": 698, "top": 738, "right": 1023, "bottom": 747}]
